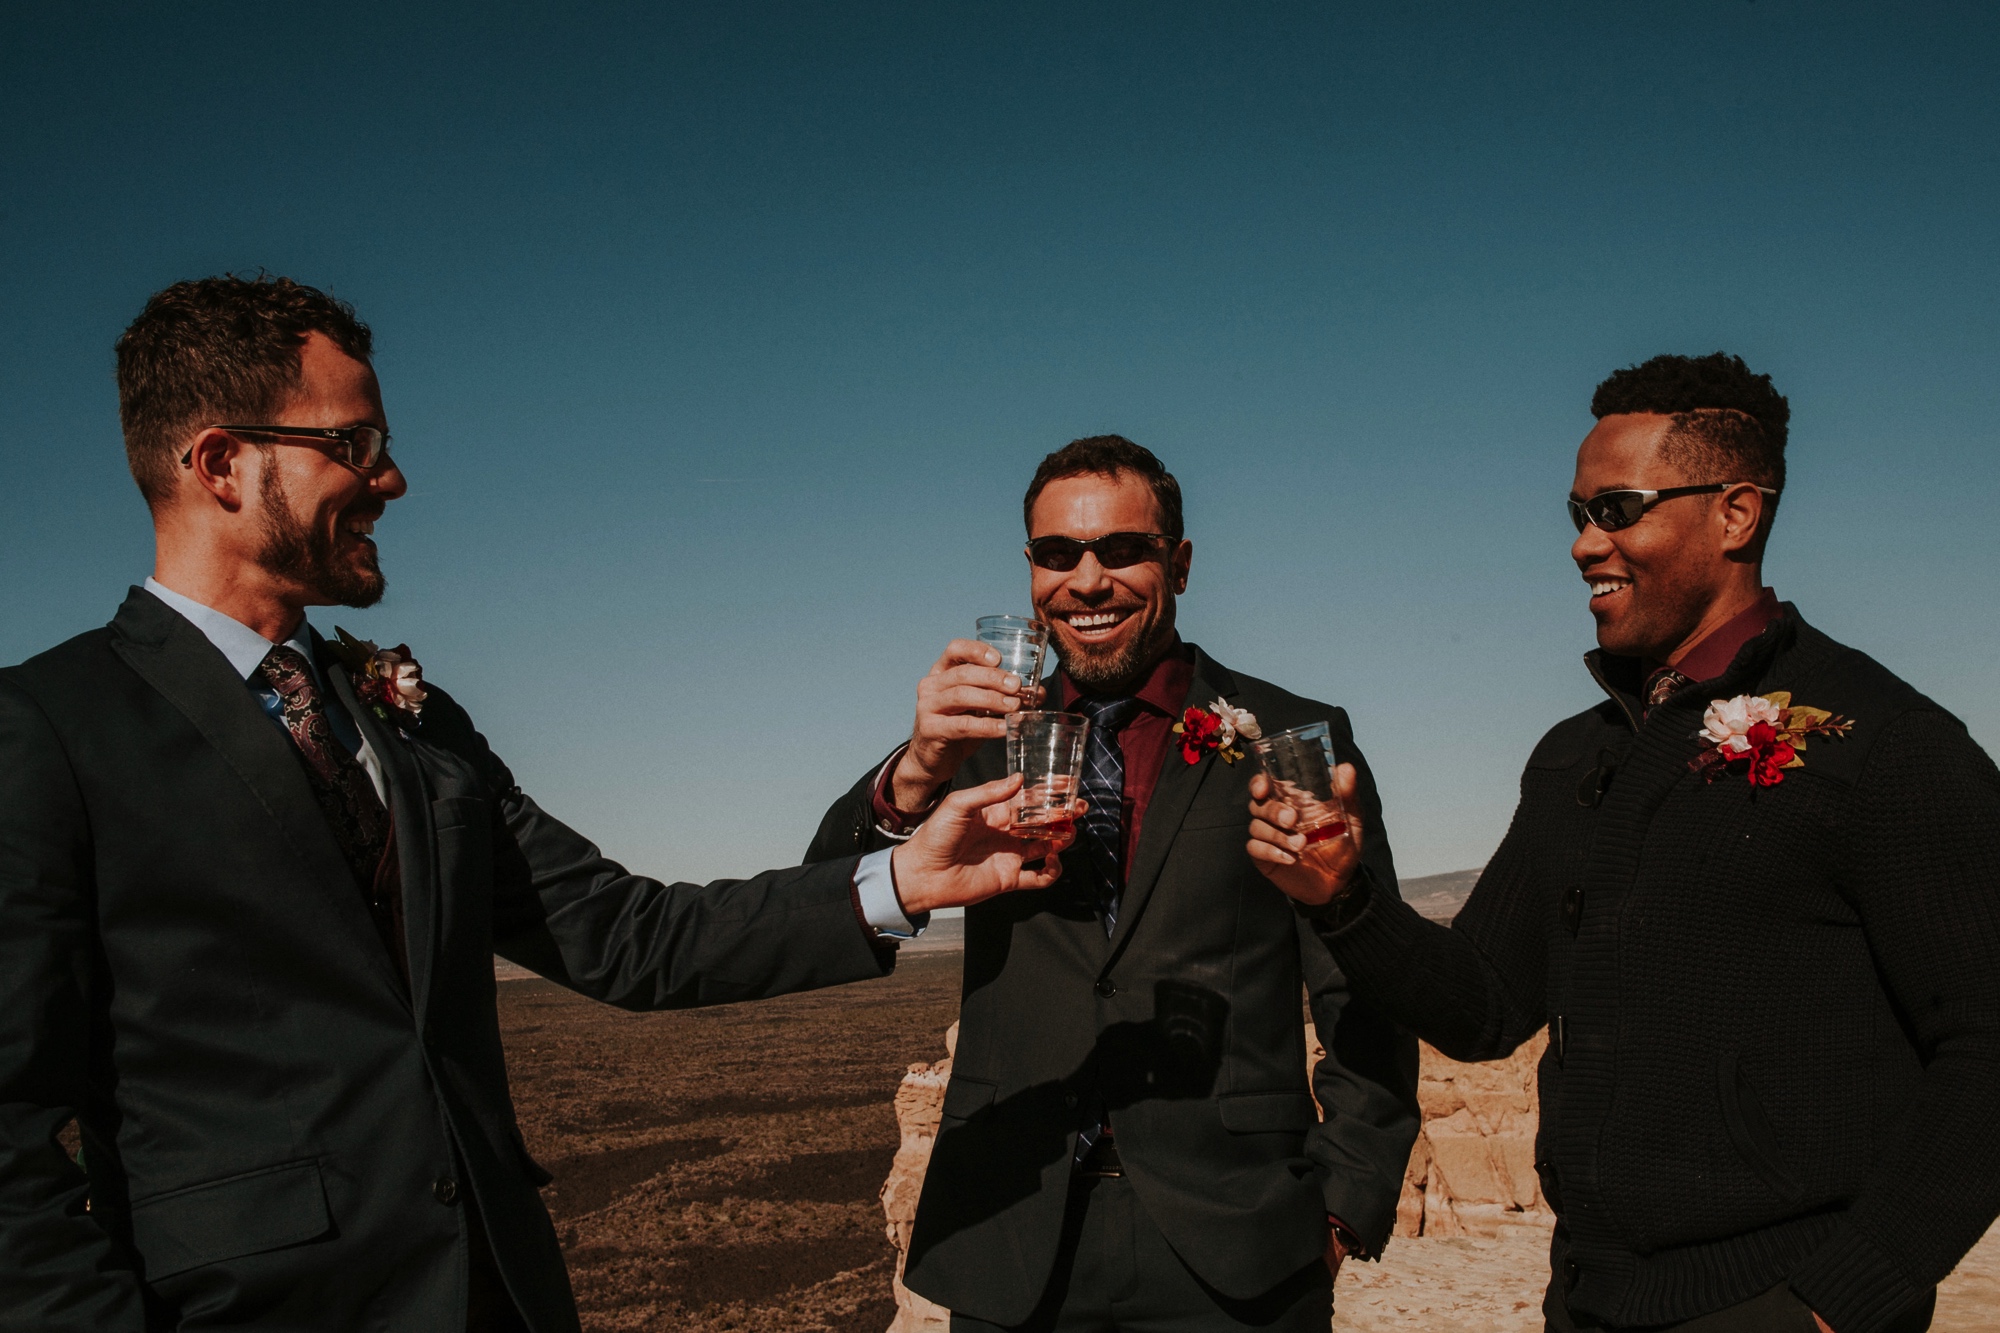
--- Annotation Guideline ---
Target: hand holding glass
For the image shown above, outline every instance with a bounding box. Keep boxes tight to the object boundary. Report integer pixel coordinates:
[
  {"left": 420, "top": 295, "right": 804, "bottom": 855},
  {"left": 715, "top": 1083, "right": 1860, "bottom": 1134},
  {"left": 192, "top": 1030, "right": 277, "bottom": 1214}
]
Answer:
[
  {"left": 1006, "top": 711, "right": 1089, "bottom": 841},
  {"left": 1250, "top": 722, "right": 1350, "bottom": 845},
  {"left": 976, "top": 616, "right": 1049, "bottom": 710}
]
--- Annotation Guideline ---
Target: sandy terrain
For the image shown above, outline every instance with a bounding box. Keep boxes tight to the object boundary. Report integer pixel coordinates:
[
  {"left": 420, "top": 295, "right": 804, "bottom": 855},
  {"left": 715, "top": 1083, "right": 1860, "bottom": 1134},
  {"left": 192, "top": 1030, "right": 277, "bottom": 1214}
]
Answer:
[{"left": 499, "top": 947, "right": 2000, "bottom": 1332}]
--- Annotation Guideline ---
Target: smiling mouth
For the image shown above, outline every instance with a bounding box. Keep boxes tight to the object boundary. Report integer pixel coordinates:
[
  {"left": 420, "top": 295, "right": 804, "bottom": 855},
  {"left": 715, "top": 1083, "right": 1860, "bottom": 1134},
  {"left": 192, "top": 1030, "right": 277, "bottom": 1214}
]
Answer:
[
  {"left": 1588, "top": 577, "right": 1630, "bottom": 600},
  {"left": 1055, "top": 608, "right": 1137, "bottom": 638}
]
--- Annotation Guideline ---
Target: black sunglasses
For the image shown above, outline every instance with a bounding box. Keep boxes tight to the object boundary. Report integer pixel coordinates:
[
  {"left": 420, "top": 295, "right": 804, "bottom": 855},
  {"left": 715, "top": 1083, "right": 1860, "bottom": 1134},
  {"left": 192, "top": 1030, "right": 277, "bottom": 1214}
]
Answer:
[
  {"left": 1568, "top": 483, "right": 1778, "bottom": 534},
  {"left": 1025, "top": 532, "right": 1176, "bottom": 572},
  {"left": 181, "top": 424, "right": 392, "bottom": 471}
]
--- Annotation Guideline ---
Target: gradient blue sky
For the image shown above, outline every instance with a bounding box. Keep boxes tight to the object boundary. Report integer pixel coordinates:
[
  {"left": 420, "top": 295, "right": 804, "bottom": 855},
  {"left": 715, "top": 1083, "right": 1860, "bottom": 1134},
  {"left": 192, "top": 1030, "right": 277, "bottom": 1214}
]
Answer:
[{"left": 5, "top": 3, "right": 1996, "bottom": 881}]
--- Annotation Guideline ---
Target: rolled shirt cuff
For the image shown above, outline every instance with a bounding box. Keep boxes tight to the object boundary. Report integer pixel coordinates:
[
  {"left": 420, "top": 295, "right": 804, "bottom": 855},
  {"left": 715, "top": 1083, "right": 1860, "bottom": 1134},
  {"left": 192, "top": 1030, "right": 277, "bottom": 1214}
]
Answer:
[{"left": 856, "top": 847, "right": 928, "bottom": 939}]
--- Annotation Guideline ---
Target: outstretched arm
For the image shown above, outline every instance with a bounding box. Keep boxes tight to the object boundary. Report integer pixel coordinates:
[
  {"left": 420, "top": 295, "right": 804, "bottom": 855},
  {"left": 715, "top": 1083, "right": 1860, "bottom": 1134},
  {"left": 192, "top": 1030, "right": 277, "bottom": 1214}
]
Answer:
[
  {"left": 413, "top": 688, "right": 1071, "bottom": 1010},
  {"left": 0, "top": 678, "right": 145, "bottom": 1329},
  {"left": 1249, "top": 766, "right": 1550, "bottom": 1063}
]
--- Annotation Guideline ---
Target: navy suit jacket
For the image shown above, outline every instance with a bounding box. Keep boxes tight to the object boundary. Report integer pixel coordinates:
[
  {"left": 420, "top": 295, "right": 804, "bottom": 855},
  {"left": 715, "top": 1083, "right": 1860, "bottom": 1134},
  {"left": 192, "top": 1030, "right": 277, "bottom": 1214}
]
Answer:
[{"left": 0, "top": 588, "right": 889, "bottom": 1331}]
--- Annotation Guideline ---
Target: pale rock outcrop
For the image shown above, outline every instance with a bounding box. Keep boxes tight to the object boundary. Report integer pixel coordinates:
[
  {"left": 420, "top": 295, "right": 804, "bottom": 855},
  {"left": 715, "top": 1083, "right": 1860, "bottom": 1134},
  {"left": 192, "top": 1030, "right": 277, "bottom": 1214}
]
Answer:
[
  {"left": 882, "top": 1021, "right": 1551, "bottom": 1331},
  {"left": 881, "top": 1022, "right": 956, "bottom": 1333}
]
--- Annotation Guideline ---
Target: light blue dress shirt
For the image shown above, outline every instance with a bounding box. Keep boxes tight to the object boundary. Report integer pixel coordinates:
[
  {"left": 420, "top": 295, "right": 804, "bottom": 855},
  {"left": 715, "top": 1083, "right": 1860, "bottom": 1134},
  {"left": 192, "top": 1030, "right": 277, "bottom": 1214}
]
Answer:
[{"left": 139, "top": 579, "right": 919, "bottom": 938}]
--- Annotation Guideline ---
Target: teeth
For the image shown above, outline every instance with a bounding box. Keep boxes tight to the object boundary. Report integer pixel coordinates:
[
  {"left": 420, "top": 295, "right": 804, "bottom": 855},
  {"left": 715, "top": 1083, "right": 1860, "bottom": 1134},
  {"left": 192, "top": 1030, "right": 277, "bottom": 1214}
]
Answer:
[
  {"left": 346, "top": 519, "right": 375, "bottom": 535},
  {"left": 1589, "top": 580, "right": 1627, "bottom": 596},
  {"left": 1068, "top": 613, "right": 1126, "bottom": 629}
]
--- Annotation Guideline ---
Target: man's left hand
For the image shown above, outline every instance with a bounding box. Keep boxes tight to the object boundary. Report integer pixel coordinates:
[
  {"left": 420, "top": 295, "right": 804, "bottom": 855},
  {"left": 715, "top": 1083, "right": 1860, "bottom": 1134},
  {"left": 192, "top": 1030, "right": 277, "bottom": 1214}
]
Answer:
[
  {"left": 1325, "top": 1228, "right": 1347, "bottom": 1280},
  {"left": 1245, "top": 766, "right": 1366, "bottom": 906}
]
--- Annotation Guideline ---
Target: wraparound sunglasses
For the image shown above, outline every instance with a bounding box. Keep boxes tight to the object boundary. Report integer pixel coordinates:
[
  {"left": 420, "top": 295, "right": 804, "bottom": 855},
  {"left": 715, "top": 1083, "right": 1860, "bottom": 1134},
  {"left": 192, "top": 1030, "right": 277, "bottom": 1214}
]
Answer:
[
  {"left": 1025, "top": 532, "right": 1176, "bottom": 572},
  {"left": 1568, "top": 484, "right": 1778, "bottom": 533}
]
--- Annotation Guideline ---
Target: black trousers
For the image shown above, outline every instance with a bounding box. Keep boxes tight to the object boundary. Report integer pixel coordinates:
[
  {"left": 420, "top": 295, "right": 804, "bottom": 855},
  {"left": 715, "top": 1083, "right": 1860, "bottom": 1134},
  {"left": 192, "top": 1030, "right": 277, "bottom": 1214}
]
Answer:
[
  {"left": 1544, "top": 1279, "right": 1935, "bottom": 1333},
  {"left": 950, "top": 1175, "right": 1331, "bottom": 1333}
]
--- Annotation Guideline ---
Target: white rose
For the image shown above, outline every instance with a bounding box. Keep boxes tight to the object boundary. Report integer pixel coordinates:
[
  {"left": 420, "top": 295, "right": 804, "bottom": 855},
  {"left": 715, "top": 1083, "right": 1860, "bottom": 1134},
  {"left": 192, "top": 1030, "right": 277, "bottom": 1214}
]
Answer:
[
  {"left": 1699, "top": 694, "right": 1781, "bottom": 753},
  {"left": 375, "top": 650, "right": 428, "bottom": 713},
  {"left": 1211, "top": 699, "right": 1261, "bottom": 743}
]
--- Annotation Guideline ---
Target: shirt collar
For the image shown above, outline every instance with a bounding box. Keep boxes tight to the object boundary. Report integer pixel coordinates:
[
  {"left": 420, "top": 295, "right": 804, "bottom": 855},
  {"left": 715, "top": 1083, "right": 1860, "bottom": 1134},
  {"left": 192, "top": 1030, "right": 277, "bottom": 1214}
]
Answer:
[
  {"left": 1059, "top": 635, "right": 1195, "bottom": 716},
  {"left": 143, "top": 578, "right": 315, "bottom": 682},
  {"left": 1665, "top": 586, "right": 1782, "bottom": 683}
]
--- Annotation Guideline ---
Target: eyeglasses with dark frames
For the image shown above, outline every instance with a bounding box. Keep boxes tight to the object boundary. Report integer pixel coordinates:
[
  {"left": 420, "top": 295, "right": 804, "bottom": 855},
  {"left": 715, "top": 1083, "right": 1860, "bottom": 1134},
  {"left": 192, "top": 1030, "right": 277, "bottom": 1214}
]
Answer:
[
  {"left": 1568, "top": 484, "right": 1778, "bottom": 534},
  {"left": 180, "top": 424, "right": 393, "bottom": 471},
  {"left": 1025, "top": 532, "right": 1177, "bottom": 572}
]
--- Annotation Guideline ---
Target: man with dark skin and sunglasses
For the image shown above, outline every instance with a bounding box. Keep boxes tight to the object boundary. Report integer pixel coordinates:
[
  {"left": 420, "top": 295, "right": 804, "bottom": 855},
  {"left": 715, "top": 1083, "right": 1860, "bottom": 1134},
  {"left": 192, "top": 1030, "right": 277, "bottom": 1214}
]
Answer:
[
  {"left": 1245, "top": 353, "right": 2000, "bottom": 1333},
  {"left": 0, "top": 275, "right": 1079, "bottom": 1332},
  {"left": 806, "top": 436, "right": 1419, "bottom": 1333}
]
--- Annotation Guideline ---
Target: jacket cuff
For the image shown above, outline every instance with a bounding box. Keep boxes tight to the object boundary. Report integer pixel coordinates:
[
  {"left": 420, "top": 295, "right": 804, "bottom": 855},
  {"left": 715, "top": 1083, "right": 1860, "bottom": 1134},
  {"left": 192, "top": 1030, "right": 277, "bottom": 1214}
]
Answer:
[
  {"left": 869, "top": 743, "right": 946, "bottom": 840},
  {"left": 1789, "top": 1221, "right": 1927, "bottom": 1333}
]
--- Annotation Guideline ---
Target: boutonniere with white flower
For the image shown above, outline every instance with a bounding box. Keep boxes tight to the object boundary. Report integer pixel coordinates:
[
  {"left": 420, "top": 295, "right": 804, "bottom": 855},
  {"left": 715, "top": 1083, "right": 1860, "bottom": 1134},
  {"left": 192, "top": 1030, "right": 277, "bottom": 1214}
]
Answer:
[
  {"left": 1688, "top": 691, "right": 1852, "bottom": 787},
  {"left": 329, "top": 627, "right": 428, "bottom": 726},
  {"left": 1173, "top": 698, "right": 1260, "bottom": 765}
]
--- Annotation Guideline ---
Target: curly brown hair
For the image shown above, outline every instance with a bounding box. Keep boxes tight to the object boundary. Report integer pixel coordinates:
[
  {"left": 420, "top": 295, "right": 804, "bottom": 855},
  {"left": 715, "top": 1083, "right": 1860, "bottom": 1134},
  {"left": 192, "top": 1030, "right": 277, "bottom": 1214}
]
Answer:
[
  {"left": 1022, "top": 435, "right": 1184, "bottom": 539},
  {"left": 115, "top": 273, "right": 373, "bottom": 507}
]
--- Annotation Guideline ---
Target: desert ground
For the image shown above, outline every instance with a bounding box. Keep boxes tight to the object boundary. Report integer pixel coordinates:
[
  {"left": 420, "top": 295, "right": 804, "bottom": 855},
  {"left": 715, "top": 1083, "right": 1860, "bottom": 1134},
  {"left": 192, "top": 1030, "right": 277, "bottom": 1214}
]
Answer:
[{"left": 500, "top": 931, "right": 2000, "bottom": 1332}]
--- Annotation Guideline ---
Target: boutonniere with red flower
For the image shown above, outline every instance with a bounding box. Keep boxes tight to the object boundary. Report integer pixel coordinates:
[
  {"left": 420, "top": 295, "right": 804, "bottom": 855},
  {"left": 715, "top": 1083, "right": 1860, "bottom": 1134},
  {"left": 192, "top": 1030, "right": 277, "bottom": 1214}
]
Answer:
[
  {"left": 329, "top": 627, "right": 428, "bottom": 726},
  {"left": 1173, "top": 698, "right": 1259, "bottom": 765},
  {"left": 1688, "top": 691, "right": 1852, "bottom": 787}
]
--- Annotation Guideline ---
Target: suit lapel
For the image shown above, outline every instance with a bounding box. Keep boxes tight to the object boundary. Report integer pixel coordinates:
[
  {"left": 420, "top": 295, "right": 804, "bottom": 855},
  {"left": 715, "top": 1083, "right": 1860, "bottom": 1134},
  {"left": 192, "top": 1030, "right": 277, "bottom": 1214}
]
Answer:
[
  {"left": 1105, "top": 649, "right": 1237, "bottom": 958},
  {"left": 322, "top": 639, "right": 438, "bottom": 1026},
  {"left": 108, "top": 590, "right": 411, "bottom": 1002}
]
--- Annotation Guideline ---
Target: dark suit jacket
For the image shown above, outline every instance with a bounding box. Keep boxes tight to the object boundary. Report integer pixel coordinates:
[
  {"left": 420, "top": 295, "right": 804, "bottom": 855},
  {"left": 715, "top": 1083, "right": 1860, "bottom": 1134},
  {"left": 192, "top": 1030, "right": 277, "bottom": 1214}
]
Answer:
[
  {"left": 805, "top": 646, "right": 1418, "bottom": 1325},
  {"left": 0, "top": 589, "right": 890, "bottom": 1332}
]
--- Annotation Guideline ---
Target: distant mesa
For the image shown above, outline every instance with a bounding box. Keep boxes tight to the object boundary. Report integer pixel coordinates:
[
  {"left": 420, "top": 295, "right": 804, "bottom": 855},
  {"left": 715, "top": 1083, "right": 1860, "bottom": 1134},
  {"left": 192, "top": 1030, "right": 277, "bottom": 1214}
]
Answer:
[{"left": 1401, "top": 867, "right": 1482, "bottom": 923}]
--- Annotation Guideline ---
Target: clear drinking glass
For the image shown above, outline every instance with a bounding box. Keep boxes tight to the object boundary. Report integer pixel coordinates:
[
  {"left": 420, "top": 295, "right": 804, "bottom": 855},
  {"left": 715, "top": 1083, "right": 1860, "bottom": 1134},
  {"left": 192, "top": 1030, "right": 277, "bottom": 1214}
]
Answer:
[
  {"left": 1251, "top": 721, "right": 1350, "bottom": 845},
  {"left": 976, "top": 615, "right": 1050, "bottom": 710},
  {"left": 1006, "top": 710, "right": 1089, "bottom": 841}
]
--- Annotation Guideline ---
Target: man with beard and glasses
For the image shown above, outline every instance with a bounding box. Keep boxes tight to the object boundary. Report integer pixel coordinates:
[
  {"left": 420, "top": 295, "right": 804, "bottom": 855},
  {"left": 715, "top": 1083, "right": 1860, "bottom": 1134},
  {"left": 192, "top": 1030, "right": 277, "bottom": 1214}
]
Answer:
[
  {"left": 806, "top": 436, "right": 1418, "bottom": 1333},
  {"left": 0, "top": 274, "right": 1078, "bottom": 1333},
  {"left": 1247, "top": 354, "right": 2000, "bottom": 1333}
]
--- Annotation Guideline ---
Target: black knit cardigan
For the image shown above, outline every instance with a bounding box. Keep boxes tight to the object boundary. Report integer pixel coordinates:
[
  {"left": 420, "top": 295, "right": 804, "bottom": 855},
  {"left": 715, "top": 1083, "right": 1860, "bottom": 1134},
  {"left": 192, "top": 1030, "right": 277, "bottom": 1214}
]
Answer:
[{"left": 1318, "top": 607, "right": 2000, "bottom": 1333}]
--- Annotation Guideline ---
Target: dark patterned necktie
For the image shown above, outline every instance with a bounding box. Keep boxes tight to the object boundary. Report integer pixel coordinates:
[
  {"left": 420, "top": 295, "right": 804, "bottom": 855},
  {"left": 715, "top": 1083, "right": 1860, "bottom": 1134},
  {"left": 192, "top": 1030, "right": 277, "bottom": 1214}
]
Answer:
[
  {"left": 1071, "top": 696, "right": 1140, "bottom": 937},
  {"left": 1643, "top": 666, "right": 1693, "bottom": 717},
  {"left": 255, "top": 647, "right": 406, "bottom": 977}
]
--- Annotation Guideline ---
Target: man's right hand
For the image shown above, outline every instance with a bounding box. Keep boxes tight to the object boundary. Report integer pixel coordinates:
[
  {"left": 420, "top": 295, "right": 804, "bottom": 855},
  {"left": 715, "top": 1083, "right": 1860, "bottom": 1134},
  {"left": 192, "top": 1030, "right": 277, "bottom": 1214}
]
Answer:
[
  {"left": 891, "top": 639, "right": 1034, "bottom": 811},
  {"left": 890, "top": 773, "right": 1083, "bottom": 914}
]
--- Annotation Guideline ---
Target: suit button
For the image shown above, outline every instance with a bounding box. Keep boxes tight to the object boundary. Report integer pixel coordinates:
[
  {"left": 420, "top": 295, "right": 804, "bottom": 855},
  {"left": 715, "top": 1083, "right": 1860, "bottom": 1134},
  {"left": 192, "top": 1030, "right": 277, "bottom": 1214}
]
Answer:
[
  {"left": 433, "top": 1175, "right": 460, "bottom": 1205},
  {"left": 1561, "top": 885, "right": 1583, "bottom": 933},
  {"left": 1094, "top": 978, "right": 1115, "bottom": 998},
  {"left": 1063, "top": 1092, "right": 1079, "bottom": 1109}
]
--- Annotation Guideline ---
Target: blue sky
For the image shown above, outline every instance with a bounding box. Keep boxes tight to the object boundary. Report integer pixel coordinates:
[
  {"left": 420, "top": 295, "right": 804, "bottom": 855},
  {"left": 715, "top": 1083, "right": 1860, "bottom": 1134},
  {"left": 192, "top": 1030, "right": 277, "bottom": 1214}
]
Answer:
[{"left": 4, "top": 2, "right": 1995, "bottom": 880}]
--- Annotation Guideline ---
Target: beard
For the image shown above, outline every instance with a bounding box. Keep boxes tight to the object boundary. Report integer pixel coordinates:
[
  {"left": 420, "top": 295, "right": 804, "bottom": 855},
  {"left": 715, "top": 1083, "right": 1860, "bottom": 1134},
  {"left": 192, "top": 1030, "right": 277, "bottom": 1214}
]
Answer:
[
  {"left": 257, "top": 465, "right": 386, "bottom": 608},
  {"left": 1052, "top": 608, "right": 1175, "bottom": 696}
]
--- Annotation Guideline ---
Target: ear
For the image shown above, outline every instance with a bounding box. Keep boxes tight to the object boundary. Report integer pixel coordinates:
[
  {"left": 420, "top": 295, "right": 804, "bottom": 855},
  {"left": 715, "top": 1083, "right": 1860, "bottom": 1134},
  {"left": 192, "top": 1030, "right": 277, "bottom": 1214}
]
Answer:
[
  {"left": 1716, "top": 483, "right": 1768, "bottom": 557},
  {"left": 181, "top": 427, "right": 255, "bottom": 511},
  {"left": 1171, "top": 539, "right": 1192, "bottom": 594}
]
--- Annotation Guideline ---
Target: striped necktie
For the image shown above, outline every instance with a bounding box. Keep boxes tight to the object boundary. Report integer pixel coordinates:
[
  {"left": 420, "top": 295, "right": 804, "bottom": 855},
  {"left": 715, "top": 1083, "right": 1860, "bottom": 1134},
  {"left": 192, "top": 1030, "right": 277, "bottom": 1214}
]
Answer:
[{"left": 1071, "top": 695, "right": 1140, "bottom": 937}]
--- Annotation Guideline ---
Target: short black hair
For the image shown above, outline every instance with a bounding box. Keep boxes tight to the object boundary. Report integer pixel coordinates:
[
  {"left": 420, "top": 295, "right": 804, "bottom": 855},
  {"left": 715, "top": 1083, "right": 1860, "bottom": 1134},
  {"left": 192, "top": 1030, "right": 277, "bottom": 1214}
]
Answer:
[
  {"left": 116, "top": 273, "right": 374, "bottom": 509},
  {"left": 1591, "top": 351, "right": 1789, "bottom": 498},
  {"left": 1022, "top": 435, "right": 1184, "bottom": 540}
]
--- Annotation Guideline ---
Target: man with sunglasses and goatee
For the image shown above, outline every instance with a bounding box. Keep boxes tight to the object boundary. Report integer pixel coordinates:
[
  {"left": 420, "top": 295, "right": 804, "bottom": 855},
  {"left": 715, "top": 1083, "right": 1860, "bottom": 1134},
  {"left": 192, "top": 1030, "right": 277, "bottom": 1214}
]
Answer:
[
  {"left": 1247, "top": 354, "right": 2000, "bottom": 1333},
  {"left": 0, "top": 275, "right": 1077, "bottom": 1333},
  {"left": 806, "top": 436, "right": 1419, "bottom": 1333}
]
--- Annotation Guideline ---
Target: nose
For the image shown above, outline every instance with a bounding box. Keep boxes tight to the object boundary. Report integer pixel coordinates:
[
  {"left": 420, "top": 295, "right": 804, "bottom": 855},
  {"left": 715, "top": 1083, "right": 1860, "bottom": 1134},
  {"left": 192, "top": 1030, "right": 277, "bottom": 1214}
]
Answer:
[
  {"left": 1066, "top": 552, "right": 1112, "bottom": 597},
  {"left": 1571, "top": 519, "right": 1613, "bottom": 567},
  {"left": 371, "top": 456, "right": 409, "bottom": 501}
]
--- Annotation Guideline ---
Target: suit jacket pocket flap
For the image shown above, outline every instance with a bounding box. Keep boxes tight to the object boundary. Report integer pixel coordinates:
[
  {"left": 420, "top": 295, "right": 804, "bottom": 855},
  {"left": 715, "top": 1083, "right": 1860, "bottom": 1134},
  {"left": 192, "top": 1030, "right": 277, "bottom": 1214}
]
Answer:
[
  {"left": 131, "top": 1158, "right": 331, "bottom": 1280},
  {"left": 941, "top": 1077, "right": 998, "bottom": 1120},
  {"left": 1218, "top": 1091, "right": 1315, "bottom": 1134},
  {"left": 432, "top": 794, "right": 488, "bottom": 831}
]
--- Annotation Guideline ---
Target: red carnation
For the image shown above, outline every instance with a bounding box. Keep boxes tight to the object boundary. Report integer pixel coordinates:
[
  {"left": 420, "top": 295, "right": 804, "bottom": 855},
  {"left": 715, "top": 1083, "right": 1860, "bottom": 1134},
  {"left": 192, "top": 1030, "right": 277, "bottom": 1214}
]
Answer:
[
  {"left": 1742, "top": 721, "right": 1796, "bottom": 787},
  {"left": 1177, "top": 706, "right": 1222, "bottom": 764}
]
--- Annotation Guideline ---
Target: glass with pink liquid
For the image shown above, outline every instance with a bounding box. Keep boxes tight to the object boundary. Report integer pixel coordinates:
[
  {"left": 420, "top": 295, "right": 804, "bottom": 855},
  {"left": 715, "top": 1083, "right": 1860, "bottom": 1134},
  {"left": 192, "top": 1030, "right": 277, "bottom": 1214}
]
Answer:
[
  {"left": 1251, "top": 721, "right": 1350, "bottom": 845},
  {"left": 1006, "top": 710, "right": 1089, "bottom": 841}
]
